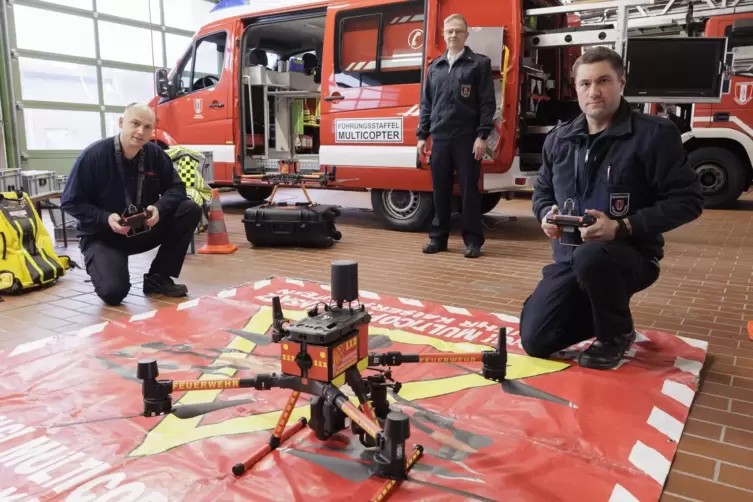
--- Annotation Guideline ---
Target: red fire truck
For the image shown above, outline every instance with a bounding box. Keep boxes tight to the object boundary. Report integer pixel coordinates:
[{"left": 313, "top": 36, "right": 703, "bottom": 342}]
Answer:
[
  {"left": 577, "top": 1, "right": 753, "bottom": 208},
  {"left": 148, "top": 0, "right": 750, "bottom": 232}
]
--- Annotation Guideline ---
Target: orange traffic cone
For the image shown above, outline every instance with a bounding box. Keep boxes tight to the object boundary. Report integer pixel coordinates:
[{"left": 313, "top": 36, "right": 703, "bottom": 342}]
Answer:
[{"left": 198, "top": 189, "right": 238, "bottom": 254}]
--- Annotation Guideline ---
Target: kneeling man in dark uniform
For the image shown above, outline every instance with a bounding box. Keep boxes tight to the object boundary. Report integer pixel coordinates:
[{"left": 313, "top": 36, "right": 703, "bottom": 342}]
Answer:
[
  {"left": 519, "top": 47, "right": 704, "bottom": 370},
  {"left": 62, "top": 103, "right": 202, "bottom": 306}
]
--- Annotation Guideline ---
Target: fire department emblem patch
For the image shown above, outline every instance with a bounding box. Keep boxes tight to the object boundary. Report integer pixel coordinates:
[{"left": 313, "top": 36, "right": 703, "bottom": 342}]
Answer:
[
  {"left": 610, "top": 193, "right": 630, "bottom": 217},
  {"left": 461, "top": 84, "right": 471, "bottom": 98},
  {"left": 735, "top": 82, "right": 753, "bottom": 105}
]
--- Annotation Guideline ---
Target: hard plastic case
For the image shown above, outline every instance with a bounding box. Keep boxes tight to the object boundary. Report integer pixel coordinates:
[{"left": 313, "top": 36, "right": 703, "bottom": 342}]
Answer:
[{"left": 242, "top": 202, "right": 342, "bottom": 248}]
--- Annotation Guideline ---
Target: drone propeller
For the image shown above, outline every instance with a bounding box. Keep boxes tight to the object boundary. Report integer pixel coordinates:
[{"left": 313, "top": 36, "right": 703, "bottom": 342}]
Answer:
[
  {"left": 171, "top": 398, "right": 256, "bottom": 419},
  {"left": 225, "top": 329, "right": 275, "bottom": 346},
  {"left": 49, "top": 398, "right": 258, "bottom": 428},
  {"left": 501, "top": 380, "right": 576, "bottom": 408},
  {"left": 225, "top": 330, "right": 396, "bottom": 351}
]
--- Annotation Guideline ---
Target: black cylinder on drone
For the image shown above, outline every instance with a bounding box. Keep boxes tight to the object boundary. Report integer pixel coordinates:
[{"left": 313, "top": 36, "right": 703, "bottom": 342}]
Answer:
[{"left": 331, "top": 260, "right": 359, "bottom": 305}]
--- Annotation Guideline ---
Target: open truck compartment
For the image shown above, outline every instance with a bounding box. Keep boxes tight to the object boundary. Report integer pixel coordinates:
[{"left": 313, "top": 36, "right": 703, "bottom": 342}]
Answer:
[
  {"left": 240, "top": 12, "right": 326, "bottom": 178},
  {"left": 516, "top": 0, "right": 730, "bottom": 174}
]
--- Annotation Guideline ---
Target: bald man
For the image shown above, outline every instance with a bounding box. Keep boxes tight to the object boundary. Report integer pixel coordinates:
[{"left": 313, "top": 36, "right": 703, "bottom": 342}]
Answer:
[{"left": 62, "top": 103, "right": 201, "bottom": 306}]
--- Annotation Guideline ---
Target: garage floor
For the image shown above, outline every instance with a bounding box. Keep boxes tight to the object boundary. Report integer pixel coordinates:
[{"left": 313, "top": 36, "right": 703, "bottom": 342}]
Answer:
[{"left": 1, "top": 188, "right": 752, "bottom": 501}]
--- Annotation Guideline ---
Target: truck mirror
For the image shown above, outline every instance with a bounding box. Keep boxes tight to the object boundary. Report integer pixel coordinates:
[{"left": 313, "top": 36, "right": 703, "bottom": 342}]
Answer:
[
  {"left": 733, "top": 19, "right": 753, "bottom": 35},
  {"left": 155, "top": 68, "right": 171, "bottom": 98},
  {"left": 314, "top": 66, "right": 321, "bottom": 84}
]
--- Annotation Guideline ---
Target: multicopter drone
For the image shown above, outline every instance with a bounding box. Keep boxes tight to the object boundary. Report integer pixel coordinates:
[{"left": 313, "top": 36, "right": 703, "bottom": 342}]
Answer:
[{"left": 136, "top": 260, "right": 509, "bottom": 500}]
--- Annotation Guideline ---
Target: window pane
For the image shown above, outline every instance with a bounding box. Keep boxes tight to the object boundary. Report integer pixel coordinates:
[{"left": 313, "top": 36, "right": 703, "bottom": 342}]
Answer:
[
  {"left": 102, "top": 67, "right": 156, "bottom": 106},
  {"left": 13, "top": 5, "right": 95, "bottom": 58},
  {"left": 104, "top": 111, "right": 154, "bottom": 141},
  {"left": 340, "top": 15, "right": 379, "bottom": 72},
  {"left": 194, "top": 33, "right": 226, "bottom": 80},
  {"left": 105, "top": 112, "right": 124, "bottom": 138},
  {"left": 176, "top": 52, "right": 194, "bottom": 95},
  {"left": 165, "top": 33, "right": 193, "bottom": 69},
  {"left": 163, "top": 0, "right": 214, "bottom": 31},
  {"left": 38, "top": 0, "right": 93, "bottom": 10},
  {"left": 98, "top": 21, "right": 164, "bottom": 67},
  {"left": 96, "top": 0, "right": 161, "bottom": 23},
  {"left": 24, "top": 109, "right": 102, "bottom": 150},
  {"left": 380, "top": 7, "right": 424, "bottom": 71},
  {"left": 18, "top": 58, "right": 98, "bottom": 104}
]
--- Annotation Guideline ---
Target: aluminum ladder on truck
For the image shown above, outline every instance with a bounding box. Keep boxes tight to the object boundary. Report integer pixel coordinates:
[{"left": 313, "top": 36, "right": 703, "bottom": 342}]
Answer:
[
  {"left": 516, "top": 0, "right": 651, "bottom": 173},
  {"left": 573, "top": 0, "right": 753, "bottom": 35},
  {"left": 523, "top": 0, "right": 656, "bottom": 57}
]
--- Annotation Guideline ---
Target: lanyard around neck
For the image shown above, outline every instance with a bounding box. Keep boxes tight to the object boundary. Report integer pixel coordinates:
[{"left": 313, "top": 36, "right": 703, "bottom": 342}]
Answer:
[{"left": 113, "top": 136, "right": 145, "bottom": 210}]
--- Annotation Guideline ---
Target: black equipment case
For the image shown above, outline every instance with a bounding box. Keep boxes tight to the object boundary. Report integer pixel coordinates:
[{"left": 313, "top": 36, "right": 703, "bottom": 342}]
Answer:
[{"left": 242, "top": 202, "right": 342, "bottom": 248}]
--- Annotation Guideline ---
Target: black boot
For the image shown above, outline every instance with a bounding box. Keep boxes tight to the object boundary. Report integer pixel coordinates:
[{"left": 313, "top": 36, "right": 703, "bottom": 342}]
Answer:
[
  {"left": 578, "top": 330, "right": 636, "bottom": 370},
  {"left": 464, "top": 244, "right": 481, "bottom": 258},
  {"left": 143, "top": 273, "right": 188, "bottom": 298},
  {"left": 423, "top": 239, "right": 448, "bottom": 254}
]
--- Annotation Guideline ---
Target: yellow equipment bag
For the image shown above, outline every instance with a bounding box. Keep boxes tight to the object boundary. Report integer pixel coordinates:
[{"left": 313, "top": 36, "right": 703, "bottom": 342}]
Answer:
[
  {"left": 166, "top": 146, "right": 212, "bottom": 206},
  {"left": 0, "top": 190, "right": 74, "bottom": 293},
  {"left": 166, "top": 146, "right": 212, "bottom": 233}
]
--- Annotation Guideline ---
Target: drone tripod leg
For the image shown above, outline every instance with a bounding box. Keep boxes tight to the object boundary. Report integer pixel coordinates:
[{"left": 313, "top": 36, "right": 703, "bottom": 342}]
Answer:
[
  {"left": 369, "top": 445, "right": 424, "bottom": 502},
  {"left": 345, "top": 367, "right": 378, "bottom": 423},
  {"left": 232, "top": 391, "right": 306, "bottom": 476}
]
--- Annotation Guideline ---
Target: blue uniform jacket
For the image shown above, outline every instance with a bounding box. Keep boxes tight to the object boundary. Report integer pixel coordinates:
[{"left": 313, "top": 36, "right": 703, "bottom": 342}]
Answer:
[
  {"left": 532, "top": 98, "right": 704, "bottom": 265},
  {"left": 416, "top": 46, "right": 496, "bottom": 141},
  {"left": 61, "top": 137, "right": 187, "bottom": 239}
]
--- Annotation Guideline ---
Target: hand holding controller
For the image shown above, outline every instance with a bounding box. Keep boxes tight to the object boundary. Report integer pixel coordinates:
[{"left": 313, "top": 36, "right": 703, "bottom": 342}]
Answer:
[
  {"left": 545, "top": 212, "right": 596, "bottom": 229},
  {"left": 119, "top": 209, "right": 152, "bottom": 228},
  {"left": 542, "top": 199, "right": 596, "bottom": 247},
  {"left": 117, "top": 208, "right": 154, "bottom": 237}
]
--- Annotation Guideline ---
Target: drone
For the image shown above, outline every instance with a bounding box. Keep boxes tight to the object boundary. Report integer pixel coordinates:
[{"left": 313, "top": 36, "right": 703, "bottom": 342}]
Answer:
[{"left": 136, "top": 260, "right": 509, "bottom": 500}]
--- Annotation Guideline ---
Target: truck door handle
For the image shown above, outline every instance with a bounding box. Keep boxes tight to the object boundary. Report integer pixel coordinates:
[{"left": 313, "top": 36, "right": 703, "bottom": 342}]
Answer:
[
  {"left": 209, "top": 102, "right": 225, "bottom": 109},
  {"left": 324, "top": 94, "right": 345, "bottom": 102}
]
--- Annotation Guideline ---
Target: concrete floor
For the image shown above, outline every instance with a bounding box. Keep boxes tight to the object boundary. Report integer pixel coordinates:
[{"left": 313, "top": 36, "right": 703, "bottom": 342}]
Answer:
[{"left": 1, "top": 187, "right": 753, "bottom": 501}]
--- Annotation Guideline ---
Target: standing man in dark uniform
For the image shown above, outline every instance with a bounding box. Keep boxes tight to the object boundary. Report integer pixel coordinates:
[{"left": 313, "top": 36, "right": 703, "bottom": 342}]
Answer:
[
  {"left": 519, "top": 47, "right": 704, "bottom": 369},
  {"left": 62, "top": 103, "right": 202, "bottom": 306},
  {"left": 417, "top": 13, "right": 497, "bottom": 258}
]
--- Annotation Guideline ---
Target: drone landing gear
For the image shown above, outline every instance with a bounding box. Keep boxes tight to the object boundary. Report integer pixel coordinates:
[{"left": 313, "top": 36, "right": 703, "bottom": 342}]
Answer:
[
  {"left": 232, "top": 391, "right": 308, "bottom": 476},
  {"left": 219, "top": 371, "right": 422, "bottom": 497}
]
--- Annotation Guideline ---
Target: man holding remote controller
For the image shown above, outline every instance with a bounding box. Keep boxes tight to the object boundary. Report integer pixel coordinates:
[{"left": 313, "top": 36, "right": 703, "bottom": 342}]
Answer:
[
  {"left": 519, "top": 47, "right": 704, "bottom": 370},
  {"left": 62, "top": 103, "right": 201, "bottom": 306}
]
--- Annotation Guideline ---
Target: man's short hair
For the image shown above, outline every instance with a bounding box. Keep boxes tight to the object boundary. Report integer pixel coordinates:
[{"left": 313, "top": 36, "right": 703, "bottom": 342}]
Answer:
[
  {"left": 572, "top": 46, "right": 625, "bottom": 78},
  {"left": 444, "top": 13, "right": 468, "bottom": 30}
]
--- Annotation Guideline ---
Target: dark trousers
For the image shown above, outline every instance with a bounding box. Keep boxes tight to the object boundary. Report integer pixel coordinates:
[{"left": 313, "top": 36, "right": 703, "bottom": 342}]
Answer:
[
  {"left": 80, "top": 199, "right": 202, "bottom": 306},
  {"left": 519, "top": 241, "right": 660, "bottom": 358},
  {"left": 429, "top": 136, "right": 485, "bottom": 247}
]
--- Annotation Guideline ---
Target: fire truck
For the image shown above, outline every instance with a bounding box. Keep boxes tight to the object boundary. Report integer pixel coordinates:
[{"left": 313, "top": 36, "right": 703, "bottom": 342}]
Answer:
[
  {"left": 576, "top": 0, "right": 753, "bottom": 208},
  {"left": 148, "top": 0, "right": 751, "bottom": 232}
]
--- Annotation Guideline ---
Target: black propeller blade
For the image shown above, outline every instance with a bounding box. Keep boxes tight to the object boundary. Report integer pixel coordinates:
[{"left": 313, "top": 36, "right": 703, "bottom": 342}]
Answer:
[
  {"left": 225, "top": 329, "right": 274, "bottom": 346},
  {"left": 501, "top": 380, "right": 577, "bottom": 408},
  {"left": 49, "top": 398, "right": 257, "bottom": 428},
  {"left": 172, "top": 398, "right": 257, "bottom": 419}
]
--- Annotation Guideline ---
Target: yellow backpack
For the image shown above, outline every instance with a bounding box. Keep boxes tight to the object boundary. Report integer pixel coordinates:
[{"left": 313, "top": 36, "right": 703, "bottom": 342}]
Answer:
[
  {"left": 166, "top": 146, "right": 212, "bottom": 233},
  {"left": 0, "top": 190, "right": 74, "bottom": 293},
  {"left": 166, "top": 146, "right": 212, "bottom": 206}
]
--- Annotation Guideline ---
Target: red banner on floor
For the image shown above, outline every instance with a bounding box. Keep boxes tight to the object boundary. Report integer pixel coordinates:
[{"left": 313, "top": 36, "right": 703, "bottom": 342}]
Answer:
[{"left": 0, "top": 277, "right": 707, "bottom": 501}]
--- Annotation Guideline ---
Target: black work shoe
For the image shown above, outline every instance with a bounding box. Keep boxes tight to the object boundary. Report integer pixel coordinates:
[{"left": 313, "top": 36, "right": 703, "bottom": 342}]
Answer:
[
  {"left": 578, "top": 330, "right": 636, "bottom": 370},
  {"left": 464, "top": 245, "right": 481, "bottom": 258},
  {"left": 143, "top": 273, "right": 188, "bottom": 298},
  {"left": 423, "top": 239, "right": 448, "bottom": 254}
]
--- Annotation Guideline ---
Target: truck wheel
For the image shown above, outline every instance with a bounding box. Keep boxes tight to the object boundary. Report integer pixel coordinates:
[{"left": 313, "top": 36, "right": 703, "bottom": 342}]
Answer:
[
  {"left": 688, "top": 147, "right": 745, "bottom": 208},
  {"left": 371, "top": 189, "right": 434, "bottom": 232},
  {"left": 481, "top": 193, "right": 502, "bottom": 214},
  {"left": 237, "top": 186, "right": 274, "bottom": 203},
  {"left": 453, "top": 193, "right": 503, "bottom": 215}
]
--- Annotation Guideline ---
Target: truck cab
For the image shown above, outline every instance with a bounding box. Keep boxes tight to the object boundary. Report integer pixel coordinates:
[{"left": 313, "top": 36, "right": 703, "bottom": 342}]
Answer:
[
  {"left": 681, "top": 14, "right": 753, "bottom": 207},
  {"left": 148, "top": 0, "right": 533, "bottom": 232}
]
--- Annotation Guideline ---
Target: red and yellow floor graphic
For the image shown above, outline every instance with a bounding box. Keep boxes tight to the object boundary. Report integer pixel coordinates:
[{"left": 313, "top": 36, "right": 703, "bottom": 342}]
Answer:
[{"left": 0, "top": 277, "right": 708, "bottom": 501}]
